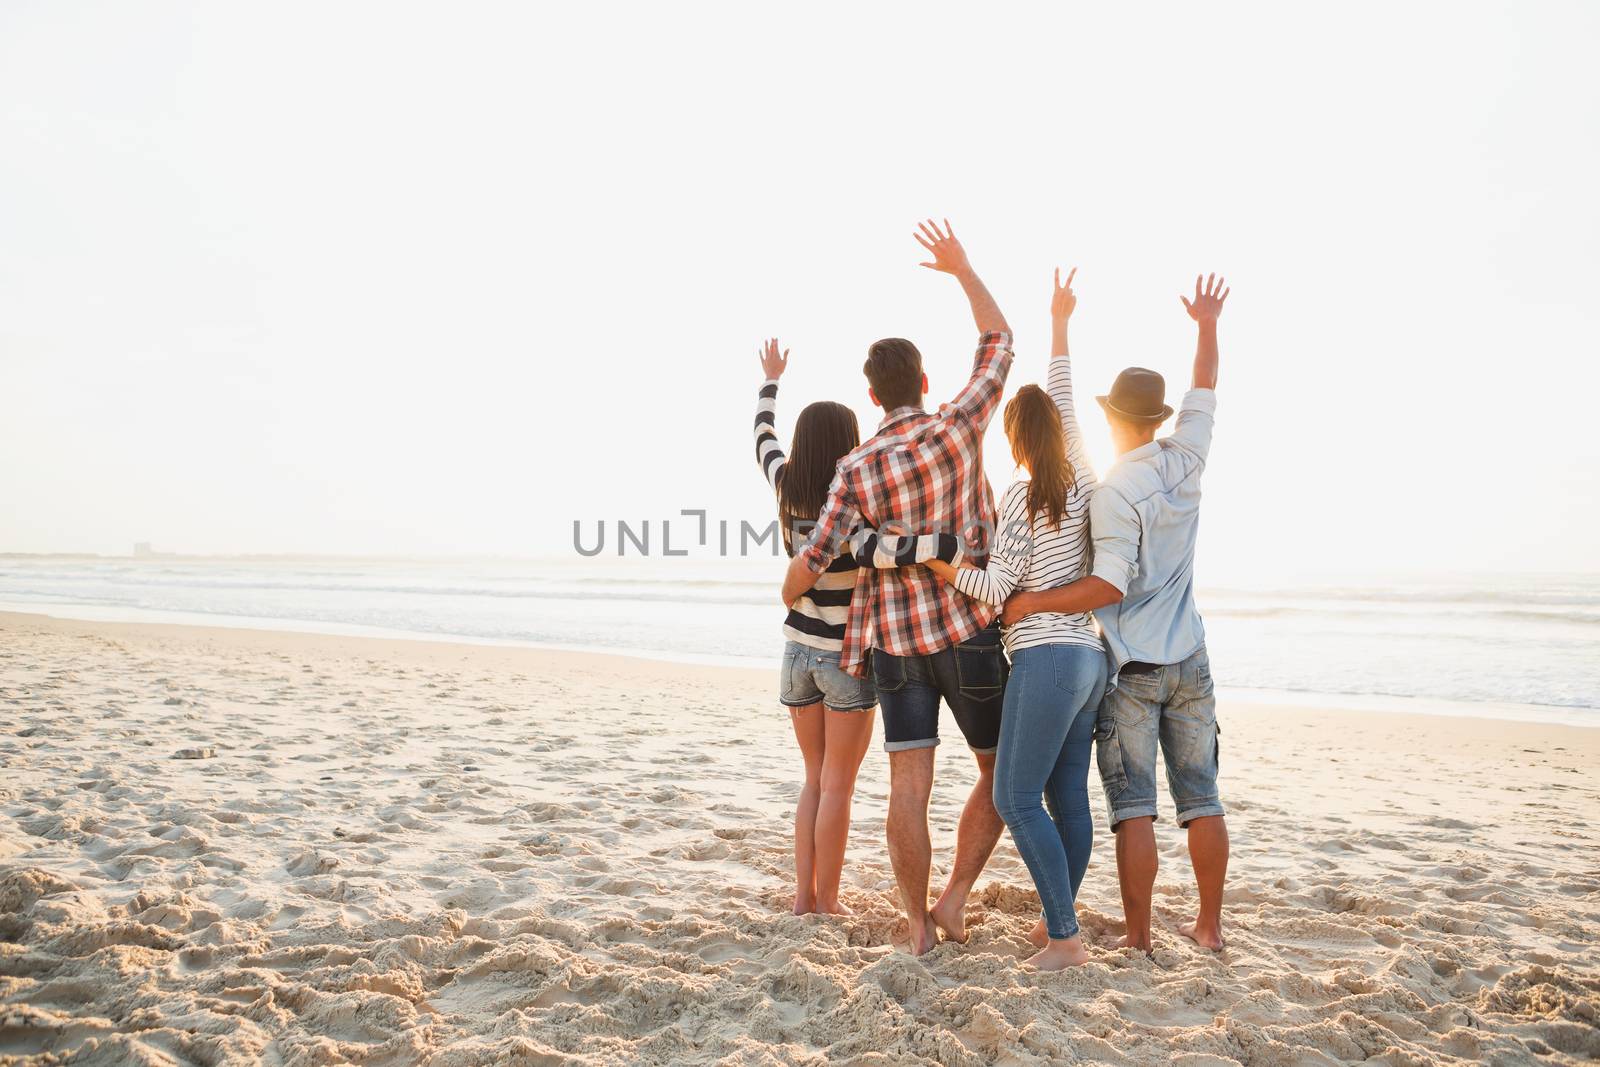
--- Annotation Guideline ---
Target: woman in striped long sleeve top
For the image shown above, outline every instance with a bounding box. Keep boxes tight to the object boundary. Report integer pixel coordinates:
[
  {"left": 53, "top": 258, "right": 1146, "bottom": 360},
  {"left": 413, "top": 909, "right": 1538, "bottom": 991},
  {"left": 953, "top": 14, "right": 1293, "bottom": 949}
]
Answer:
[
  {"left": 922, "top": 269, "right": 1107, "bottom": 970},
  {"left": 753, "top": 339, "right": 955, "bottom": 917}
]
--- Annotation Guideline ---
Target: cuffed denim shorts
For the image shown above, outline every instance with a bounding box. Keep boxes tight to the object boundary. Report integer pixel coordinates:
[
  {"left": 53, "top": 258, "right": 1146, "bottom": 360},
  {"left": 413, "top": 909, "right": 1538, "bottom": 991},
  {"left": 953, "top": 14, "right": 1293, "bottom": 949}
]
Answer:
[
  {"left": 1095, "top": 645, "right": 1224, "bottom": 829},
  {"left": 779, "top": 641, "right": 876, "bottom": 712},
  {"left": 870, "top": 623, "right": 1008, "bottom": 753}
]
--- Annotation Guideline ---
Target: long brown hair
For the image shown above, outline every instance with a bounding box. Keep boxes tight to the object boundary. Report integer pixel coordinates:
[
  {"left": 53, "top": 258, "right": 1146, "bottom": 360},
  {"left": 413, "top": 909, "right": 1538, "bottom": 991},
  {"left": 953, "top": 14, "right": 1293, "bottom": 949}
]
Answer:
[
  {"left": 1003, "top": 385, "right": 1074, "bottom": 530},
  {"left": 777, "top": 401, "right": 861, "bottom": 548}
]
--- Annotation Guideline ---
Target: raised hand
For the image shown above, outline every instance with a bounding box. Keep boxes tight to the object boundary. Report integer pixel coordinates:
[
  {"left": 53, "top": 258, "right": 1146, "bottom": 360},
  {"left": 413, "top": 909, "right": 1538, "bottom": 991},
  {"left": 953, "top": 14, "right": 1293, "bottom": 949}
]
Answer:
[
  {"left": 1181, "top": 273, "right": 1229, "bottom": 323},
  {"left": 758, "top": 337, "right": 789, "bottom": 380},
  {"left": 1051, "top": 267, "right": 1078, "bottom": 321},
  {"left": 913, "top": 218, "right": 972, "bottom": 277}
]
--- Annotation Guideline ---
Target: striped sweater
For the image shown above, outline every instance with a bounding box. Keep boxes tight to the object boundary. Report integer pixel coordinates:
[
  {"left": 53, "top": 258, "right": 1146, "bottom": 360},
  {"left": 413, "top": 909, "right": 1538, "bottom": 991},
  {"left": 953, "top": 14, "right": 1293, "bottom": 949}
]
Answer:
[
  {"left": 754, "top": 380, "right": 957, "bottom": 651},
  {"left": 951, "top": 350, "right": 1102, "bottom": 657}
]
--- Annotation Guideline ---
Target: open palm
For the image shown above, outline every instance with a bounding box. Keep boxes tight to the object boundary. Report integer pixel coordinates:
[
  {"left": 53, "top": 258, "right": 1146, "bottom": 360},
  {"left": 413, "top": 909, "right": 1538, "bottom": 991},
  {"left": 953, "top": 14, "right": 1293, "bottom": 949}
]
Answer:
[
  {"left": 758, "top": 338, "right": 788, "bottom": 379},
  {"left": 913, "top": 219, "right": 971, "bottom": 275},
  {"left": 1181, "top": 273, "right": 1229, "bottom": 323}
]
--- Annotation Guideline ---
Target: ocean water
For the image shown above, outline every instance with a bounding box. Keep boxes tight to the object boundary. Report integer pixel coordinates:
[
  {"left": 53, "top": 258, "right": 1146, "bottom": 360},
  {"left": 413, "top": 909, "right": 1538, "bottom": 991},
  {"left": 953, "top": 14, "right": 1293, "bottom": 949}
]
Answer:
[{"left": 2, "top": 557, "right": 1596, "bottom": 724}]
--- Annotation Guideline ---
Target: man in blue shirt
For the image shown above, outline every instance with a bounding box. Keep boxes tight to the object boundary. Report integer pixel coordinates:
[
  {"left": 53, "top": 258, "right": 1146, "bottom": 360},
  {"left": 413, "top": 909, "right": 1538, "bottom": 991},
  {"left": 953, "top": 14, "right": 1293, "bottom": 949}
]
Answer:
[{"left": 1000, "top": 273, "right": 1230, "bottom": 953}]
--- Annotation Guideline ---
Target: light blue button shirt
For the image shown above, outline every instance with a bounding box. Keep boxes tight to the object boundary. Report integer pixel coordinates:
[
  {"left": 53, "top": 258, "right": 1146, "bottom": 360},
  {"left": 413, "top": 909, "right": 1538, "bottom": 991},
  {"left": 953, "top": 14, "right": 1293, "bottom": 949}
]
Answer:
[{"left": 1090, "top": 388, "right": 1216, "bottom": 674}]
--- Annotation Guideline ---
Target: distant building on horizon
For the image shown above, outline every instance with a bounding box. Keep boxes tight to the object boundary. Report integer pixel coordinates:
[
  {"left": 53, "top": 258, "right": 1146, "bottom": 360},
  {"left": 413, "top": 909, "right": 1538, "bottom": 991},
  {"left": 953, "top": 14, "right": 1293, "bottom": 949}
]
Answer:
[{"left": 133, "top": 542, "right": 154, "bottom": 558}]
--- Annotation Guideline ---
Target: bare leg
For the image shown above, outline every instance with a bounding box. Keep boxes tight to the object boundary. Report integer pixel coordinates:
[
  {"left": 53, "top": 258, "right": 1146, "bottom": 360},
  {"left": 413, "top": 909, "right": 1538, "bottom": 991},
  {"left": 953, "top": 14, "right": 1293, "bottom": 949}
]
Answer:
[
  {"left": 886, "top": 747, "right": 939, "bottom": 954},
  {"left": 1179, "top": 815, "right": 1229, "bottom": 950},
  {"left": 931, "top": 750, "right": 1003, "bottom": 944},
  {"left": 812, "top": 708, "right": 876, "bottom": 914},
  {"left": 789, "top": 704, "right": 825, "bottom": 915},
  {"left": 1114, "top": 816, "right": 1158, "bottom": 952}
]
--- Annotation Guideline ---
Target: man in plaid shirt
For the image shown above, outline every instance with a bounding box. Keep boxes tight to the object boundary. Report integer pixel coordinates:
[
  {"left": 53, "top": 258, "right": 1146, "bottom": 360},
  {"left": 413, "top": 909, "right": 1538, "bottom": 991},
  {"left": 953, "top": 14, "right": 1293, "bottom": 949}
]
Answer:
[{"left": 782, "top": 219, "right": 1015, "bottom": 954}]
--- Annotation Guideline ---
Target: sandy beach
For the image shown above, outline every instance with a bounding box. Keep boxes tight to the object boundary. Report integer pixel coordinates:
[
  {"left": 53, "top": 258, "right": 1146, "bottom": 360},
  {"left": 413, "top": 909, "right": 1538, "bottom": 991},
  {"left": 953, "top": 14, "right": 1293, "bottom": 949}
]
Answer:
[{"left": 1, "top": 610, "right": 1597, "bottom": 1066}]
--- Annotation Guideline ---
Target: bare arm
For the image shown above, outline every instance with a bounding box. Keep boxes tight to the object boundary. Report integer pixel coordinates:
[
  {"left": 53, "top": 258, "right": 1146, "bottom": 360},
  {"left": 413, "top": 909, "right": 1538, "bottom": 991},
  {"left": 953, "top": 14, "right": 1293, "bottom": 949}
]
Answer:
[
  {"left": 1181, "top": 273, "right": 1228, "bottom": 390},
  {"left": 915, "top": 218, "right": 1009, "bottom": 336},
  {"left": 782, "top": 554, "right": 818, "bottom": 608},
  {"left": 913, "top": 219, "right": 1016, "bottom": 428},
  {"left": 999, "top": 576, "right": 1124, "bottom": 625},
  {"left": 786, "top": 470, "right": 860, "bottom": 606},
  {"left": 1001, "top": 484, "right": 1137, "bottom": 625}
]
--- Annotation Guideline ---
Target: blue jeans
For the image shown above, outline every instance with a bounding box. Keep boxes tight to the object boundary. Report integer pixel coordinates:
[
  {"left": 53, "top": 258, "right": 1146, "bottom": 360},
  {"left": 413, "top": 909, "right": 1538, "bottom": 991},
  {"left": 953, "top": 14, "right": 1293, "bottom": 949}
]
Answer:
[
  {"left": 779, "top": 641, "right": 876, "bottom": 711},
  {"left": 993, "top": 642, "right": 1107, "bottom": 941},
  {"left": 871, "top": 624, "right": 1008, "bottom": 753},
  {"left": 1096, "top": 646, "right": 1224, "bottom": 829}
]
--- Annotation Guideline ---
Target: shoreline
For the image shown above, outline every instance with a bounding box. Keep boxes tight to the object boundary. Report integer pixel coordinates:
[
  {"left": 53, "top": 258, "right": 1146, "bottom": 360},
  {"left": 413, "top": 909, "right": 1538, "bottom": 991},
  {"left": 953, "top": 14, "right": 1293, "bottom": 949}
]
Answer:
[{"left": 1, "top": 602, "right": 1595, "bottom": 729}]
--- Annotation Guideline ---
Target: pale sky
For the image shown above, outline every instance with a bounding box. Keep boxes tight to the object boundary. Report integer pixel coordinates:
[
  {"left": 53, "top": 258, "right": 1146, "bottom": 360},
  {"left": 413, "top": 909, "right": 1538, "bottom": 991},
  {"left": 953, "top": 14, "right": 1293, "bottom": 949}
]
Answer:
[{"left": 2, "top": 1, "right": 1597, "bottom": 579}]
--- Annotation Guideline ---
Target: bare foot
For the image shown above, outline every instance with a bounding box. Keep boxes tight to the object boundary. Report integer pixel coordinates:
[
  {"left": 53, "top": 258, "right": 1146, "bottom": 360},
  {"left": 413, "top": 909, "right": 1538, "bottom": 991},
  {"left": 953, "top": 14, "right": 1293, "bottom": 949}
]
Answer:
[
  {"left": 1115, "top": 933, "right": 1153, "bottom": 954},
  {"left": 903, "top": 911, "right": 939, "bottom": 956},
  {"left": 1026, "top": 918, "right": 1048, "bottom": 950},
  {"left": 793, "top": 896, "right": 815, "bottom": 916},
  {"left": 1179, "top": 920, "right": 1225, "bottom": 951},
  {"left": 1027, "top": 936, "right": 1090, "bottom": 971},
  {"left": 815, "top": 900, "right": 853, "bottom": 917},
  {"left": 929, "top": 893, "right": 968, "bottom": 944}
]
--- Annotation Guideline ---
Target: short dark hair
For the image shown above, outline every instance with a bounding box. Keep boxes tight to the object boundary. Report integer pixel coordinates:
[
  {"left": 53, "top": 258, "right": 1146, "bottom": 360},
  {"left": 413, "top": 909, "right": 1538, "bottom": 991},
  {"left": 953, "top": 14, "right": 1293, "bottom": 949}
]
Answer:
[{"left": 863, "top": 338, "right": 924, "bottom": 410}]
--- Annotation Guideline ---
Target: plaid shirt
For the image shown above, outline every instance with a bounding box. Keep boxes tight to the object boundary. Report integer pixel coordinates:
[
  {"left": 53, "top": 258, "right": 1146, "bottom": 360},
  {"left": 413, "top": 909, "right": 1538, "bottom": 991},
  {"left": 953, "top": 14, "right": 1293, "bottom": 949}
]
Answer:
[{"left": 799, "top": 331, "right": 1015, "bottom": 676}]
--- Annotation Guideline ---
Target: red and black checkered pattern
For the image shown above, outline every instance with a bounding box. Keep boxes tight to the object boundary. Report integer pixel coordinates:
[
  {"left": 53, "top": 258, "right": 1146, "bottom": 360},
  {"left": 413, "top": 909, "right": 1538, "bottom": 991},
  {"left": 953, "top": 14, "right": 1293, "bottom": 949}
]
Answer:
[{"left": 799, "top": 331, "right": 1014, "bottom": 677}]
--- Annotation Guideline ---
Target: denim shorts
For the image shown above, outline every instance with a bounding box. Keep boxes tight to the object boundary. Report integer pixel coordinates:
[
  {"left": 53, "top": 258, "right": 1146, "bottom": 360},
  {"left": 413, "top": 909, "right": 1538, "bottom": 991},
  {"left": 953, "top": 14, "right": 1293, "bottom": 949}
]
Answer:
[
  {"left": 870, "top": 623, "right": 1008, "bottom": 753},
  {"left": 779, "top": 641, "right": 876, "bottom": 712},
  {"left": 1095, "top": 645, "right": 1224, "bottom": 829}
]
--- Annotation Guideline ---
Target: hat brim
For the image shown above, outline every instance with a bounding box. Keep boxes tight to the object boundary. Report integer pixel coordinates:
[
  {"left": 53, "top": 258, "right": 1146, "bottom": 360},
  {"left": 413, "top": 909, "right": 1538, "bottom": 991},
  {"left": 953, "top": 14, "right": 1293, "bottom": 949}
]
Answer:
[{"left": 1096, "top": 396, "right": 1173, "bottom": 423}]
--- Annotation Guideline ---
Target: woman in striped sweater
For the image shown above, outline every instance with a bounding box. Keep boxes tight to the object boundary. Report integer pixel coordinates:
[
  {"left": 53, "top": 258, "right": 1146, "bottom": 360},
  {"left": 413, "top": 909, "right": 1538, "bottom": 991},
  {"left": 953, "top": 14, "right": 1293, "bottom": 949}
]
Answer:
[
  {"left": 754, "top": 339, "right": 954, "bottom": 916},
  {"left": 922, "top": 269, "right": 1106, "bottom": 969}
]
